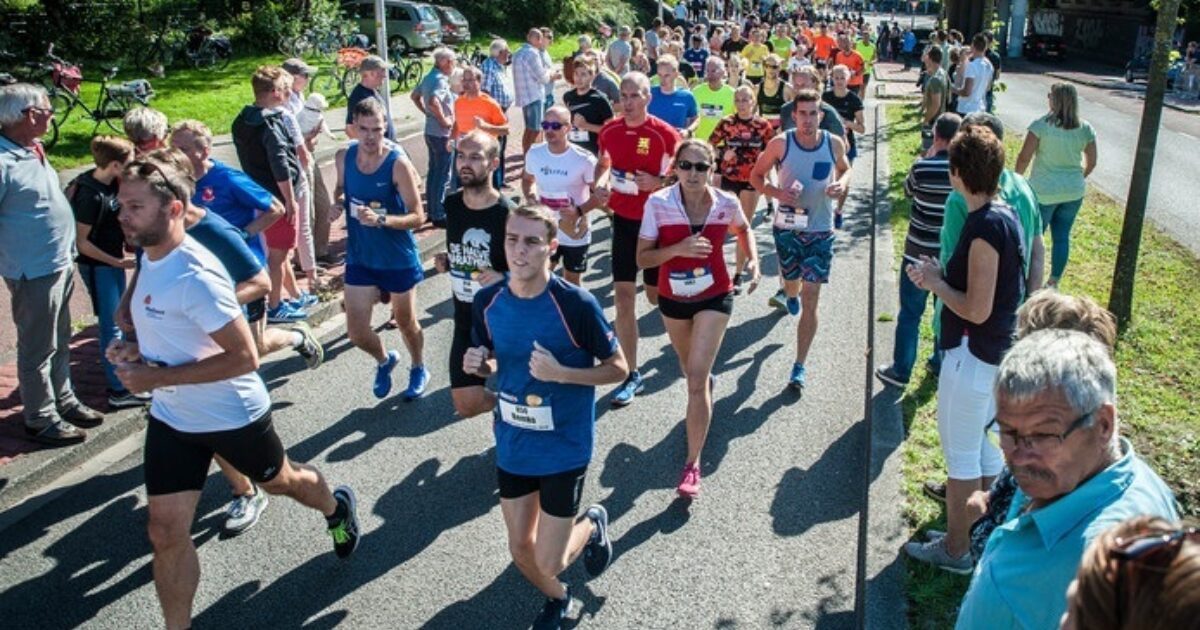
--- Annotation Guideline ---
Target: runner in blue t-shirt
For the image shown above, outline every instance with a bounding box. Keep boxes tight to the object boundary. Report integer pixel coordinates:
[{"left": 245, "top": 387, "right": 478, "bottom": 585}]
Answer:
[
  {"left": 335, "top": 98, "right": 429, "bottom": 400},
  {"left": 463, "top": 205, "right": 627, "bottom": 630},
  {"left": 649, "top": 56, "right": 700, "bottom": 135}
]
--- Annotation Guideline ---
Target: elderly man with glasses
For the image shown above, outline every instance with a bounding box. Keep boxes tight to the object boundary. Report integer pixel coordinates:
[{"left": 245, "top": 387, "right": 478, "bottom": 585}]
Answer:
[
  {"left": 0, "top": 83, "right": 105, "bottom": 446},
  {"left": 952, "top": 329, "right": 1178, "bottom": 630}
]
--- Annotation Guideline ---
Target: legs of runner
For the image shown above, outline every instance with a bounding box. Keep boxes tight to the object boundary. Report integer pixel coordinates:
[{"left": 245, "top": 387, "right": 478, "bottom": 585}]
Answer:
[
  {"left": 345, "top": 285, "right": 387, "bottom": 362},
  {"left": 664, "top": 311, "right": 729, "bottom": 465},
  {"left": 501, "top": 493, "right": 593, "bottom": 600},
  {"left": 216, "top": 456, "right": 254, "bottom": 495},
  {"left": 613, "top": 281, "right": 641, "bottom": 373},
  {"left": 251, "top": 315, "right": 295, "bottom": 355},
  {"left": 256, "top": 457, "right": 338, "bottom": 516},
  {"left": 388, "top": 286, "right": 424, "bottom": 368},
  {"left": 147, "top": 491, "right": 202, "bottom": 630},
  {"left": 794, "top": 281, "right": 821, "bottom": 364}
]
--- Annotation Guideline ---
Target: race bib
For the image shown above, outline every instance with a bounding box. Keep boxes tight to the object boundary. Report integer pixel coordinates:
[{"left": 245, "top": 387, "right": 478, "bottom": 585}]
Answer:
[
  {"left": 539, "top": 190, "right": 573, "bottom": 210},
  {"left": 611, "top": 169, "right": 639, "bottom": 195},
  {"left": 751, "top": 61, "right": 763, "bottom": 73},
  {"left": 774, "top": 207, "right": 809, "bottom": 231},
  {"left": 498, "top": 392, "right": 554, "bottom": 431},
  {"left": 669, "top": 266, "right": 715, "bottom": 297},
  {"left": 568, "top": 127, "right": 590, "bottom": 142},
  {"left": 701, "top": 104, "right": 724, "bottom": 119},
  {"left": 450, "top": 269, "right": 482, "bottom": 303}
]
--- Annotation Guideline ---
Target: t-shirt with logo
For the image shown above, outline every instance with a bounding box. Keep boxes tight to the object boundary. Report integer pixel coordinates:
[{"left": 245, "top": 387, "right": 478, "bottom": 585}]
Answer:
[
  {"left": 683, "top": 47, "right": 710, "bottom": 75},
  {"left": 638, "top": 184, "right": 746, "bottom": 302},
  {"left": 648, "top": 86, "right": 699, "bottom": 131},
  {"left": 524, "top": 143, "right": 598, "bottom": 247},
  {"left": 709, "top": 114, "right": 775, "bottom": 182},
  {"left": 692, "top": 83, "right": 736, "bottom": 141},
  {"left": 597, "top": 116, "right": 681, "bottom": 221},
  {"left": 472, "top": 276, "right": 619, "bottom": 476},
  {"left": 742, "top": 42, "right": 771, "bottom": 78},
  {"left": 562, "top": 88, "right": 614, "bottom": 156},
  {"left": 444, "top": 190, "right": 513, "bottom": 324},
  {"left": 132, "top": 236, "right": 270, "bottom": 433},
  {"left": 193, "top": 159, "right": 274, "bottom": 266}
]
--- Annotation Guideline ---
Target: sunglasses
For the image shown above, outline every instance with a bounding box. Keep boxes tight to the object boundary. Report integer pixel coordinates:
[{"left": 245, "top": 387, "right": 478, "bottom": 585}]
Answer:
[
  {"left": 127, "top": 160, "right": 188, "bottom": 202},
  {"left": 676, "top": 160, "right": 712, "bottom": 172},
  {"left": 1111, "top": 528, "right": 1199, "bottom": 624},
  {"left": 540, "top": 121, "right": 566, "bottom": 131}
]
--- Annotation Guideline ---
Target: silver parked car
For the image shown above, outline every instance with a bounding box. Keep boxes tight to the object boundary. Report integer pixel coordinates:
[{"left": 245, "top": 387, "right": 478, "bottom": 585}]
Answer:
[
  {"left": 431, "top": 5, "right": 471, "bottom": 45},
  {"left": 343, "top": 0, "right": 443, "bottom": 55}
]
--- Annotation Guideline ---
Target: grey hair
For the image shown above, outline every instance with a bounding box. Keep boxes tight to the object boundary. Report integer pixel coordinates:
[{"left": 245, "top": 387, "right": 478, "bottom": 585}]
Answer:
[
  {"left": 0, "top": 83, "right": 48, "bottom": 127},
  {"left": 995, "top": 329, "right": 1117, "bottom": 421},
  {"left": 705, "top": 56, "right": 727, "bottom": 72},
  {"left": 620, "top": 71, "right": 651, "bottom": 96},
  {"left": 123, "top": 106, "right": 169, "bottom": 144},
  {"left": 432, "top": 47, "right": 456, "bottom": 65},
  {"left": 489, "top": 38, "right": 509, "bottom": 56}
]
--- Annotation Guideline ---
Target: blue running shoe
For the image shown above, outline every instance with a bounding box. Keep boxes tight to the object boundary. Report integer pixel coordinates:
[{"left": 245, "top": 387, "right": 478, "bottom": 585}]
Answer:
[
  {"left": 267, "top": 302, "right": 308, "bottom": 324},
  {"left": 583, "top": 504, "right": 612, "bottom": 578},
  {"left": 289, "top": 291, "right": 319, "bottom": 309},
  {"left": 786, "top": 296, "right": 801, "bottom": 316},
  {"left": 402, "top": 365, "right": 430, "bottom": 401},
  {"left": 374, "top": 350, "right": 400, "bottom": 399},
  {"left": 532, "top": 583, "right": 571, "bottom": 630},
  {"left": 788, "top": 362, "right": 807, "bottom": 392},
  {"left": 611, "top": 371, "right": 644, "bottom": 407}
]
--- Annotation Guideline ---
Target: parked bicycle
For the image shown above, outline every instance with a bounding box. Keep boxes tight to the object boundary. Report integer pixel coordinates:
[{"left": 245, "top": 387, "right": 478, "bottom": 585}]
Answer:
[
  {"left": 279, "top": 22, "right": 366, "bottom": 60},
  {"left": 181, "top": 25, "right": 233, "bottom": 70},
  {"left": 312, "top": 46, "right": 423, "bottom": 103}
]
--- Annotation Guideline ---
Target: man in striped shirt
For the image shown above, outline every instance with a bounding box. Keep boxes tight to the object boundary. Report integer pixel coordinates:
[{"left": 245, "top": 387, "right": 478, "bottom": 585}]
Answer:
[{"left": 876, "top": 112, "right": 960, "bottom": 388}]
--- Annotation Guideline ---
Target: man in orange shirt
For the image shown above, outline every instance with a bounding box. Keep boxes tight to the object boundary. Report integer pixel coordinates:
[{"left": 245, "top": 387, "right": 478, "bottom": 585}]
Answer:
[
  {"left": 832, "top": 33, "right": 866, "bottom": 94},
  {"left": 811, "top": 24, "right": 837, "bottom": 62},
  {"left": 453, "top": 66, "right": 508, "bottom": 189}
]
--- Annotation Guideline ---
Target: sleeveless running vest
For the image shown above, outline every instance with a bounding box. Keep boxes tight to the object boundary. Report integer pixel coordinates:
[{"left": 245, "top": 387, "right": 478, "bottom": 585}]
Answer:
[
  {"left": 343, "top": 143, "right": 420, "bottom": 270},
  {"left": 777, "top": 130, "right": 836, "bottom": 233}
]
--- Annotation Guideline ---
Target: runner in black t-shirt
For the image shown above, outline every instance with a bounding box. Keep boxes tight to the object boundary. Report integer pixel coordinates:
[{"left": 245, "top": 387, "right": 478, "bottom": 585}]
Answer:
[
  {"left": 721, "top": 27, "right": 749, "bottom": 57},
  {"left": 562, "top": 59, "right": 615, "bottom": 157},
  {"left": 435, "top": 130, "right": 515, "bottom": 418}
]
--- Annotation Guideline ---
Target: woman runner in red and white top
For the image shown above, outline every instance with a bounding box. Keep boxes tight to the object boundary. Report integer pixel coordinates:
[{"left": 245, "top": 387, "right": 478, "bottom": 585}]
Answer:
[{"left": 635, "top": 139, "right": 761, "bottom": 499}]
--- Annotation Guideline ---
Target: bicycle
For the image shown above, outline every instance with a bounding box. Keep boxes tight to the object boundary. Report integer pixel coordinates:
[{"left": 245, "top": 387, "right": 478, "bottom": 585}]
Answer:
[
  {"left": 181, "top": 25, "right": 233, "bottom": 70},
  {"left": 390, "top": 54, "right": 424, "bottom": 93}
]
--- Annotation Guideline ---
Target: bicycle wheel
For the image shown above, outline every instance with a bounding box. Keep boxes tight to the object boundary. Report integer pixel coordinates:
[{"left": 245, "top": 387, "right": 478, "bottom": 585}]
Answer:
[
  {"left": 44, "top": 92, "right": 72, "bottom": 149},
  {"left": 340, "top": 66, "right": 362, "bottom": 100},
  {"left": 100, "top": 93, "right": 136, "bottom": 134},
  {"left": 313, "top": 69, "right": 343, "bottom": 103},
  {"left": 402, "top": 60, "right": 423, "bottom": 90}
]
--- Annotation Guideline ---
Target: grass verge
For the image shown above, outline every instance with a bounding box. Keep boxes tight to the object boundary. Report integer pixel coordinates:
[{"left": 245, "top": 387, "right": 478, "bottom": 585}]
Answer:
[{"left": 883, "top": 104, "right": 1200, "bottom": 629}]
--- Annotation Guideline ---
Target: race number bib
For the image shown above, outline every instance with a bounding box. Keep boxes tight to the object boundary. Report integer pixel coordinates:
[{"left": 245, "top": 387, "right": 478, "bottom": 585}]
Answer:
[
  {"left": 568, "top": 127, "right": 590, "bottom": 142},
  {"left": 611, "top": 168, "right": 639, "bottom": 195},
  {"left": 701, "top": 104, "right": 724, "bottom": 119},
  {"left": 668, "top": 266, "right": 715, "bottom": 297},
  {"left": 450, "top": 269, "right": 482, "bottom": 303},
  {"left": 498, "top": 392, "right": 554, "bottom": 431},
  {"left": 539, "top": 190, "right": 573, "bottom": 211},
  {"left": 774, "top": 207, "right": 809, "bottom": 231}
]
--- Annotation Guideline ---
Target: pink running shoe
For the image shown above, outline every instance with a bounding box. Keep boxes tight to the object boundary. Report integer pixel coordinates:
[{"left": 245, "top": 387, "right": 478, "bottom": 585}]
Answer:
[{"left": 676, "top": 463, "right": 701, "bottom": 498}]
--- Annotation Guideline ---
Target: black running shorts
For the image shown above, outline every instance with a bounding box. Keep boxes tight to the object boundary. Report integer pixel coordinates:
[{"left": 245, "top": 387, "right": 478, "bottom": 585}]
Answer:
[
  {"left": 611, "top": 215, "right": 658, "bottom": 286},
  {"left": 144, "top": 412, "right": 285, "bottom": 496},
  {"left": 496, "top": 466, "right": 588, "bottom": 518}
]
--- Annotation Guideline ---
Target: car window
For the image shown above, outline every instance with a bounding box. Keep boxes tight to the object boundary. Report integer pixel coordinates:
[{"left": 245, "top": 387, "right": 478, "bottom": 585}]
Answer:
[
  {"left": 418, "top": 6, "right": 439, "bottom": 22},
  {"left": 388, "top": 6, "right": 412, "bottom": 21},
  {"left": 446, "top": 8, "right": 467, "bottom": 23}
]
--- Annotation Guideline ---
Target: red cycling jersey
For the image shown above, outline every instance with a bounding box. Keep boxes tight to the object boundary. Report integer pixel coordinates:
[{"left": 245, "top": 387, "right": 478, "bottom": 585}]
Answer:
[{"left": 597, "top": 115, "right": 681, "bottom": 221}]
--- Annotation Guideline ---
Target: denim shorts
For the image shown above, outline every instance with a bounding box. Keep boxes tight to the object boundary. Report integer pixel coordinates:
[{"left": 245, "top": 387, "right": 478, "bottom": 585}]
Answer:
[{"left": 522, "top": 101, "right": 546, "bottom": 130}]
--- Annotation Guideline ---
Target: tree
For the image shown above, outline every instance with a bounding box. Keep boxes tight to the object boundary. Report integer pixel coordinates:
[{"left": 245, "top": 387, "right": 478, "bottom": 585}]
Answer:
[{"left": 1108, "top": 0, "right": 1183, "bottom": 330}]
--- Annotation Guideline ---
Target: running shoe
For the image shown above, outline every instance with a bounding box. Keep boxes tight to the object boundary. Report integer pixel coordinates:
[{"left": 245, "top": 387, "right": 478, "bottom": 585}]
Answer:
[
  {"left": 610, "top": 371, "right": 644, "bottom": 407},
  {"left": 834, "top": 212, "right": 845, "bottom": 230},
  {"left": 327, "top": 485, "right": 360, "bottom": 559},
  {"left": 107, "top": 389, "right": 150, "bottom": 410},
  {"left": 532, "top": 583, "right": 571, "bottom": 630},
  {"left": 267, "top": 301, "right": 308, "bottom": 324},
  {"left": 677, "top": 462, "right": 702, "bottom": 498},
  {"left": 922, "top": 480, "right": 947, "bottom": 504},
  {"left": 373, "top": 350, "right": 400, "bottom": 399},
  {"left": 583, "top": 504, "right": 612, "bottom": 578},
  {"left": 788, "top": 363, "right": 807, "bottom": 392},
  {"left": 874, "top": 364, "right": 909, "bottom": 389},
  {"left": 903, "top": 538, "right": 974, "bottom": 575},
  {"left": 786, "top": 295, "right": 801, "bottom": 316},
  {"left": 289, "top": 291, "right": 319, "bottom": 309},
  {"left": 768, "top": 289, "right": 788, "bottom": 310},
  {"left": 291, "top": 322, "right": 324, "bottom": 370},
  {"left": 402, "top": 365, "right": 430, "bottom": 401},
  {"left": 224, "top": 489, "right": 269, "bottom": 535}
]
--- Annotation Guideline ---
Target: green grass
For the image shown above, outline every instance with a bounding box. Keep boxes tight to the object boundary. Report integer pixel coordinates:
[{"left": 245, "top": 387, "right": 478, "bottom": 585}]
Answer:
[{"left": 884, "top": 104, "right": 1200, "bottom": 629}]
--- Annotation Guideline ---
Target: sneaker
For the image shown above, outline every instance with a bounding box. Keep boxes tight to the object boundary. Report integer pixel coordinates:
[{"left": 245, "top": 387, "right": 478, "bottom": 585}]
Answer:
[
  {"left": 373, "top": 350, "right": 400, "bottom": 399},
  {"left": 327, "top": 485, "right": 360, "bottom": 559},
  {"left": 786, "top": 296, "right": 801, "bottom": 316},
  {"left": 267, "top": 302, "right": 308, "bottom": 324},
  {"left": 874, "top": 365, "right": 909, "bottom": 389},
  {"left": 610, "top": 371, "right": 644, "bottom": 407},
  {"left": 788, "top": 363, "right": 807, "bottom": 392},
  {"left": 583, "top": 504, "right": 612, "bottom": 578},
  {"left": 732, "top": 274, "right": 744, "bottom": 296},
  {"left": 924, "top": 529, "right": 946, "bottom": 542},
  {"left": 402, "top": 365, "right": 430, "bottom": 401},
  {"left": 922, "top": 480, "right": 947, "bottom": 504},
  {"left": 676, "top": 462, "right": 701, "bottom": 498},
  {"left": 532, "top": 584, "right": 571, "bottom": 630},
  {"left": 291, "top": 322, "right": 324, "bottom": 370},
  {"left": 768, "top": 289, "right": 788, "bottom": 310},
  {"left": 834, "top": 212, "right": 845, "bottom": 229},
  {"left": 903, "top": 538, "right": 974, "bottom": 575},
  {"left": 107, "top": 389, "right": 150, "bottom": 410},
  {"left": 224, "top": 489, "right": 269, "bottom": 534},
  {"left": 289, "top": 291, "right": 319, "bottom": 309}
]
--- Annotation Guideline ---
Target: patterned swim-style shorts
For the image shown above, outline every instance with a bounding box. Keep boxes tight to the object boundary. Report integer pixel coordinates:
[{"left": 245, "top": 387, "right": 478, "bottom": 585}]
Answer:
[{"left": 773, "top": 229, "right": 835, "bottom": 284}]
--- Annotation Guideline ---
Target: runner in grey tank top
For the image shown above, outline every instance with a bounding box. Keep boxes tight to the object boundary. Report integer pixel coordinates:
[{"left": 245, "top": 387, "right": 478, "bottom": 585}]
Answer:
[{"left": 775, "top": 129, "right": 837, "bottom": 233}]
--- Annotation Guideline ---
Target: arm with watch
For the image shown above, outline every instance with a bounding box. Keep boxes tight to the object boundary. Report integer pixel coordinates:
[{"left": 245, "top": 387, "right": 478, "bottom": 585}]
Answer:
[{"left": 237, "top": 197, "right": 284, "bottom": 241}]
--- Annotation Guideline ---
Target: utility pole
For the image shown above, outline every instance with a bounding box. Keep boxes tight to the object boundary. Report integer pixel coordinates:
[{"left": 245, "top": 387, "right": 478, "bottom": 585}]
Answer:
[{"left": 1109, "top": 0, "right": 1182, "bottom": 330}]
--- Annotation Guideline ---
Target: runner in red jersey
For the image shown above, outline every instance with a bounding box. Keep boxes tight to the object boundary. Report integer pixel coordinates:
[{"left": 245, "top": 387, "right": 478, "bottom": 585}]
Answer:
[
  {"left": 635, "top": 139, "right": 760, "bottom": 498},
  {"left": 595, "top": 72, "right": 681, "bottom": 407}
]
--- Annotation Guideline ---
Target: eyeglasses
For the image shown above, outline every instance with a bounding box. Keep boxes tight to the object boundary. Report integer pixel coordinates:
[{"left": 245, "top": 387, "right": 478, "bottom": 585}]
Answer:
[
  {"left": 986, "top": 411, "right": 1095, "bottom": 453},
  {"left": 1111, "top": 528, "right": 1200, "bottom": 624},
  {"left": 23, "top": 105, "right": 55, "bottom": 116},
  {"left": 676, "top": 160, "right": 712, "bottom": 172},
  {"left": 765, "top": 64, "right": 780, "bottom": 69},
  {"left": 540, "top": 121, "right": 566, "bottom": 131}
]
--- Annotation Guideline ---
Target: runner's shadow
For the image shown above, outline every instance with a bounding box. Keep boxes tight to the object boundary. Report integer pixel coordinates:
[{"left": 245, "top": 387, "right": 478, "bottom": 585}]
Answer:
[
  {"left": 420, "top": 563, "right": 605, "bottom": 629},
  {"left": 289, "top": 388, "right": 459, "bottom": 464}
]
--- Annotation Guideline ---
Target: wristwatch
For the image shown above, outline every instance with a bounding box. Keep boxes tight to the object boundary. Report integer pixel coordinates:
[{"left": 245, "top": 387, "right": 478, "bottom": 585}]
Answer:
[{"left": 375, "top": 213, "right": 387, "bottom": 228}]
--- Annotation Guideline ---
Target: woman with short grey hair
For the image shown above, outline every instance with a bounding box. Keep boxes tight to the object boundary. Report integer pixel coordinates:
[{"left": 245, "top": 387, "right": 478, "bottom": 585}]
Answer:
[
  {"left": 122, "top": 106, "right": 169, "bottom": 154},
  {"left": 0, "top": 83, "right": 49, "bottom": 127}
]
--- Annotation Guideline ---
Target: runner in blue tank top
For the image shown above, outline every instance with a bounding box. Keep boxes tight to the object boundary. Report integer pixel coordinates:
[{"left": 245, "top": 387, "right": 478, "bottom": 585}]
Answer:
[
  {"left": 750, "top": 90, "right": 852, "bottom": 394},
  {"left": 334, "top": 99, "right": 430, "bottom": 400},
  {"left": 463, "top": 205, "right": 628, "bottom": 630}
]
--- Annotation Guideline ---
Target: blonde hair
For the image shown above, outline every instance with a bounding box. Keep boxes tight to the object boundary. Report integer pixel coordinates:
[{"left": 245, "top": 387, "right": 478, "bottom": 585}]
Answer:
[
  {"left": 1048, "top": 82, "right": 1081, "bottom": 130},
  {"left": 251, "top": 66, "right": 291, "bottom": 97},
  {"left": 90, "top": 135, "right": 134, "bottom": 168},
  {"left": 1016, "top": 291, "right": 1117, "bottom": 351}
]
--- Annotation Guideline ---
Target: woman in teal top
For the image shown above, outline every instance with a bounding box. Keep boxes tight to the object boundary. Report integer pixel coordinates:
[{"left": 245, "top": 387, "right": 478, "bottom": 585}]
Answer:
[{"left": 1014, "top": 82, "right": 1097, "bottom": 287}]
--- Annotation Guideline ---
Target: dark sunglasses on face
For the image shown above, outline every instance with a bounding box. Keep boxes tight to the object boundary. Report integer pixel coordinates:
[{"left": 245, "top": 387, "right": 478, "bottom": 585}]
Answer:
[
  {"left": 540, "top": 121, "right": 566, "bottom": 131},
  {"left": 676, "top": 160, "right": 712, "bottom": 172}
]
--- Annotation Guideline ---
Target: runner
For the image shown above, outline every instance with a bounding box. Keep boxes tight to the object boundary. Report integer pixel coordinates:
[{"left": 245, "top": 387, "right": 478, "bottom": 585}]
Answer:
[
  {"left": 832, "top": 33, "right": 866, "bottom": 96},
  {"left": 757, "top": 54, "right": 787, "bottom": 128},
  {"left": 822, "top": 64, "right": 864, "bottom": 220},
  {"left": 855, "top": 29, "right": 877, "bottom": 99},
  {"left": 436, "top": 130, "right": 514, "bottom": 418},
  {"left": 561, "top": 58, "right": 614, "bottom": 157},
  {"left": 463, "top": 205, "right": 627, "bottom": 630},
  {"left": 692, "top": 57, "right": 736, "bottom": 142},
  {"left": 741, "top": 29, "right": 771, "bottom": 85},
  {"left": 708, "top": 85, "right": 773, "bottom": 291},
  {"left": 636, "top": 140, "right": 760, "bottom": 497},
  {"left": 112, "top": 156, "right": 358, "bottom": 630},
  {"left": 647, "top": 55, "right": 699, "bottom": 135},
  {"left": 595, "top": 72, "right": 681, "bottom": 407},
  {"left": 522, "top": 107, "right": 608, "bottom": 286},
  {"left": 750, "top": 90, "right": 852, "bottom": 392},
  {"left": 334, "top": 98, "right": 429, "bottom": 400}
]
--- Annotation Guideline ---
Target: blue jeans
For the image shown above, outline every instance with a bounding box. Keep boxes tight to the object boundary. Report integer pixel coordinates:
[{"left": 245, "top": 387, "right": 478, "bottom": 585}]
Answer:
[
  {"left": 1040, "top": 198, "right": 1084, "bottom": 280},
  {"left": 79, "top": 263, "right": 127, "bottom": 392},
  {"left": 892, "top": 261, "right": 931, "bottom": 381},
  {"left": 424, "top": 134, "right": 454, "bottom": 222}
]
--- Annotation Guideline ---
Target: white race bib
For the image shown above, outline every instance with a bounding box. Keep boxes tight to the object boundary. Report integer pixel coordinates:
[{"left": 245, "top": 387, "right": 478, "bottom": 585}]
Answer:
[
  {"left": 701, "top": 104, "right": 724, "bottom": 118},
  {"left": 611, "top": 169, "right": 639, "bottom": 195},
  {"left": 668, "top": 266, "right": 715, "bottom": 297},
  {"left": 539, "top": 190, "right": 573, "bottom": 211},
  {"left": 568, "top": 128, "right": 590, "bottom": 142},
  {"left": 498, "top": 393, "right": 555, "bottom": 431},
  {"left": 774, "top": 207, "right": 809, "bottom": 231},
  {"left": 450, "top": 270, "right": 482, "bottom": 303}
]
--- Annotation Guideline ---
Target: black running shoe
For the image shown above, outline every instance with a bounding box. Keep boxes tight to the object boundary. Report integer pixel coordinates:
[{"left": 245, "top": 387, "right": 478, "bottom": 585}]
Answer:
[
  {"left": 327, "top": 486, "right": 360, "bottom": 559},
  {"left": 532, "top": 583, "right": 571, "bottom": 630},
  {"left": 583, "top": 504, "right": 612, "bottom": 578}
]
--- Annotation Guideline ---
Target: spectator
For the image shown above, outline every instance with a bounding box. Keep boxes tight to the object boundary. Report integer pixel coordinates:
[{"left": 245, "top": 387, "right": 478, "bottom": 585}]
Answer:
[
  {"left": 953, "top": 328, "right": 1179, "bottom": 629},
  {"left": 585, "top": 51, "right": 622, "bottom": 105},
  {"left": 901, "top": 28, "right": 917, "bottom": 69},
  {"left": 452, "top": 66, "right": 507, "bottom": 148},
  {"left": 480, "top": 38, "right": 513, "bottom": 190},
  {"left": 411, "top": 47, "right": 457, "bottom": 227},
  {"left": 70, "top": 136, "right": 144, "bottom": 410},
  {"left": 920, "top": 47, "right": 948, "bottom": 153},
  {"left": 123, "top": 106, "right": 169, "bottom": 156},
  {"left": 983, "top": 32, "right": 1001, "bottom": 113},
  {"left": 647, "top": 18, "right": 663, "bottom": 62},
  {"left": 346, "top": 55, "right": 395, "bottom": 141},
  {"left": 1062, "top": 515, "right": 1200, "bottom": 630},
  {"left": 953, "top": 34, "right": 993, "bottom": 115},
  {"left": 282, "top": 58, "right": 334, "bottom": 271},
  {"left": 0, "top": 83, "right": 104, "bottom": 445},
  {"left": 607, "top": 26, "right": 634, "bottom": 75},
  {"left": 538, "top": 28, "right": 557, "bottom": 114},
  {"left": 267, "top": 70, "right": 319, "bottom": 299},
  {"left": 1014, "top": 82, "right": 1097, "bottom": 289},
  {"left": 514, "top": 29, "right": 554, "bottom": 155}
]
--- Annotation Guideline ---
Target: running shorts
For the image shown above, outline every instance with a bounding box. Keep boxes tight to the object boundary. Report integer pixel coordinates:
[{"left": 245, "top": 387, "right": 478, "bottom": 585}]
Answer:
[
  {"left": 720, "top": 178, "right": 755, "bottom": 196},
  {"left": 658, "top": 292, "right": 735, "bottom": 320},
  {"left": 773, "top": 229, "right": 835, "bottom": 284},
  {"left": 345, "top": 264, "right": 424, "bottom": 294},
  {"left": 612, "top": 214, "right": 658, "bottom": 286},
  {"left": 497, "top": 465, "right": 588, "bottom": 518},
  {"left": 551, "top": 243, "right": 589, "bottom": 274},
  {"left": 144, "top": 412, "right": 285, "bottom": 496}
]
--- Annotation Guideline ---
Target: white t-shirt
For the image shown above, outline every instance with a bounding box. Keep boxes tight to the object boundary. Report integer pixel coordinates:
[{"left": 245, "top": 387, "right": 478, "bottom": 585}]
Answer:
[
  {"left": 524, "top": 143, "right": 598, "bottom": 247},
  {"left": 132, "top": 236, "right": 271, "bottom": 433},
  {"left": 957, "top": 56, "right": 993, "bottom": 115}
]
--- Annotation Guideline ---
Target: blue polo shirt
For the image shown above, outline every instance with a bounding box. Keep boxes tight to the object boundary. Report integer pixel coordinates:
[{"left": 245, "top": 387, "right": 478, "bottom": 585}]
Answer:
[
  {"left": 955, "top": 438, "right": 1178, "bottom": 630},
  {"left": 193, "top": 159, "right": 274, "bottom": 266},
  {"left": 648, "top": 86, "right": 699, "bottom": 131}
]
